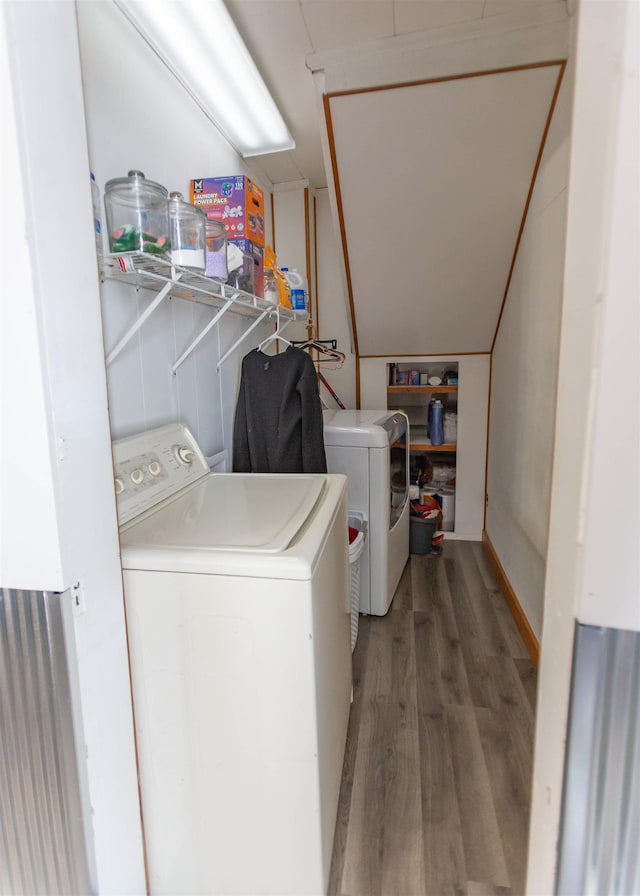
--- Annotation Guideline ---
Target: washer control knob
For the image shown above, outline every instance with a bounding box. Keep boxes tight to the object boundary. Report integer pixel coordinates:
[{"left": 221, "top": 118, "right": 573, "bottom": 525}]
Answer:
[
  {"left": 130, "top": 468, "right": 144, "bottom": 485},
  {"left": 114, "top": 476, "right": 125, "bottom": 495},
  {"left": 148, "top": 460, "right": 162, "bottom": 477},
  {"left": 174, "top": 445, "right": 194, "bottom": 466}
]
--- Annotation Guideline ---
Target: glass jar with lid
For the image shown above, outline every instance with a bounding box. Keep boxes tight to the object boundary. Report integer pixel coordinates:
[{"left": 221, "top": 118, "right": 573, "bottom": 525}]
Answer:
[
  {"left": 104, "top": 170, "right": 170, "bottom": 255},
  {"left": 168, "top": 192, "right": 206, "bottom": 271}
]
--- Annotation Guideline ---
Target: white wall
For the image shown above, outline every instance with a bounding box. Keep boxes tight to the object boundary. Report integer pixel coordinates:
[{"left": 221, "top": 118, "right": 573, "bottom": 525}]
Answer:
[
  {"left": 0, "top": 8, "right": 62, "bottom": 590},
  {"left": 485, "top": 56, "right": 573, "bottom": 640},
  {"left": 77, "top": 1, "right": 276, "bottom": 457},
  {"left": 315, "top": 190, "right": 357, "bottom": 410},
  {"left": 1, "top": 3, "right": 146, "bottom": 890},
  {"left": 272, "top": 184, "right": 357, "bottom": 410},
  {"left": 273, "top": 181, "right": 312, "bottom": 278},
  {"left": 272, "top": 181, "right": 315, "bottom": 345},
  {"left": 527, "top": 2, "right": 639, "bottom": 890},
  {"left": 578, "top": 0, "right": 639, "bottom": 632}
]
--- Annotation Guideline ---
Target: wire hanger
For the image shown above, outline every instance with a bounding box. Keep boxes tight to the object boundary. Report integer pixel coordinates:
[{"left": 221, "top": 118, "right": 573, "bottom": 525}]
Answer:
[
  {"left": 291, "top": 337, "right": 345, "bottom": 366},
  {"left": 258, "top": 308, "right": 294, "bottom": 353}
]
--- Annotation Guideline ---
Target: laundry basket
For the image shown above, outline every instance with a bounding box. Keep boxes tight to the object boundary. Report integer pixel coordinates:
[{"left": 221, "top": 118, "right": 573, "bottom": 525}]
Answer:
[{"left": 348, "top": 513, "right": 367, "bottom": 652}]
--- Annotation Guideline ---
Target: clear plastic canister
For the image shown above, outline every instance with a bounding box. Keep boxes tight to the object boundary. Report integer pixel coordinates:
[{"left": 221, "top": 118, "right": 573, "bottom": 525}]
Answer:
[
  {"left": 168, "top": 192, "right": 206, "bottom": 270},
  {"left": 226, "top": 242, "right": 254, "bottom": 294},
  {"left": 104, "top": 170, "right": 170, "bottom": 255},
  {"left": 204, "top": 219, "right": 227, "bottom": 281},
  {"left": 263, "top": 268, "right": 278, "bottom": 304}
]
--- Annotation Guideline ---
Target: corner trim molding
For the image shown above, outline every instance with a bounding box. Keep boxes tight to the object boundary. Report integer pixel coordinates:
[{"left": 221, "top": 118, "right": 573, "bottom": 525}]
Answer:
[{"left": 482, "top": 531, "right": 540, "bottom": 667}]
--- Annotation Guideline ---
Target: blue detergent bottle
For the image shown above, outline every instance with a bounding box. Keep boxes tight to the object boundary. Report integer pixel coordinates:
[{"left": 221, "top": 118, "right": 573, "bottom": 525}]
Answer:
[{"left": 430, "top": 399, "right": 445, "bottom": 446}]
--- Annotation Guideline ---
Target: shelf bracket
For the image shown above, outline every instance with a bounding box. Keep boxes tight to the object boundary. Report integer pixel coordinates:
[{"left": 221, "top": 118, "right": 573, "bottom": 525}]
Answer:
[
  {"left": 216, "top": 310, "right": 270, "bottom": 370},
  {"left": 171, "top": 299, "right": 235, "bottom": 375},
  {"left": 101, "top": 255, "right": 309, "bottom": 374},
  {"left": 106, "top": 275, "right": 181, "bottom": 366}
]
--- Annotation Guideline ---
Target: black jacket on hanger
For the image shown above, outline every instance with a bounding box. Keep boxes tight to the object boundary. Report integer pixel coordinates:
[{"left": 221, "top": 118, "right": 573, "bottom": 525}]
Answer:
[{"left": 233, "top": 346, "right": 327, "bottom": 473}]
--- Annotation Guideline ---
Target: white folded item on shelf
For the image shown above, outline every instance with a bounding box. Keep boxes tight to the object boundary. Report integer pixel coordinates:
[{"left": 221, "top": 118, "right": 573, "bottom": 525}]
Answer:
[{"left": 444, "top": 411, "right": 457, "bottom": 444}]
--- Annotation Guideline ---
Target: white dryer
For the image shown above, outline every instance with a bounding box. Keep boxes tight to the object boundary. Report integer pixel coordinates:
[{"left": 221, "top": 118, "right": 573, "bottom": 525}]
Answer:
[
  {"left": 323, "top": 409, "right": 409, "bottom": 616},
  {"left": 113, "top": 424, "right": 352, "bottom": 896}
]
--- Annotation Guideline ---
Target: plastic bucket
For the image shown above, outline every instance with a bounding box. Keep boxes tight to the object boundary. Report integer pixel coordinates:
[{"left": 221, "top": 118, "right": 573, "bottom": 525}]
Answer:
[{"left": 410, "top": 515, "right": 438, "bottom": 555}]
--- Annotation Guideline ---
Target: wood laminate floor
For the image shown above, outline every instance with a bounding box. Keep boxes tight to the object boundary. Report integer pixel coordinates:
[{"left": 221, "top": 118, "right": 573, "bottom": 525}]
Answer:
[{"left": 329, "top": 540, "right": 537, "bottom": 896}]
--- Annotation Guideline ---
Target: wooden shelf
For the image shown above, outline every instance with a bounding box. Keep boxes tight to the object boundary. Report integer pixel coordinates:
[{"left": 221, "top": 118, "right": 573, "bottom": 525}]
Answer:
[
  {"left": 409, "top": 425, "right": 457, "bottom": 453},
  {"left": 410, "top": 442, "right": 457, "bottom": 453},
  {"left": 388, "top": 384, "right": 458, "bottom": 394}
]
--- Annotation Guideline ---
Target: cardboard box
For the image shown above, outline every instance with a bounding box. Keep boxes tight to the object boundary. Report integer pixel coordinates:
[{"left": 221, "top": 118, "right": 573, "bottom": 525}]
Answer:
[
  {"left": 190, "top": 176, "right": 265, "bottom": 247},
  {"left": 227, "top": 238, "right": 264, "bottom": 298}
]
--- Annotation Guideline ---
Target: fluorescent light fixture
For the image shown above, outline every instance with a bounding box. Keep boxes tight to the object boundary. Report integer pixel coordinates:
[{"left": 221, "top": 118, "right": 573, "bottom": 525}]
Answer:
[{"left": 113, "top": 0, "right": 295, "bottom": 157}]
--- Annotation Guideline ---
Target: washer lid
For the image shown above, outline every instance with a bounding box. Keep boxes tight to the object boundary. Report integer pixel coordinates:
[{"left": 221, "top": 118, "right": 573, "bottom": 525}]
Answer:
[
  {"left": 323, "top": 409, "right": 404, "bottom": 447},
  {"left": 120, "top": 473, "right": 325, "bottom": 554}
]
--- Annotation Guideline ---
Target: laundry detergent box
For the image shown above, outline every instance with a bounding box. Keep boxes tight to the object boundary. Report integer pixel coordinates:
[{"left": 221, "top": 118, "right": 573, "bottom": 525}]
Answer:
[
  {"left": 190, "top": 176, "right": 265, "bottom": 246},
  {"left": 227, "top": 238, "right": 264, "bottom": 298}
]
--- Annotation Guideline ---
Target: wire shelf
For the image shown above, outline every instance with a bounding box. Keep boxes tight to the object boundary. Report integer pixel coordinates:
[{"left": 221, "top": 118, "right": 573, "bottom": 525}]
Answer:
[{"left": 101, "top": 252, "right": 307, "bottom": 370}]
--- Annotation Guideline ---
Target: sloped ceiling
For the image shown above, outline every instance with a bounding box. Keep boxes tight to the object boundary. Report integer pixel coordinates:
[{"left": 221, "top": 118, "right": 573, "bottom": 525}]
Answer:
[
  {"left": 326, "top": 63, "right": 564, "bottom": 355},
  {"left": 225, "top": 1, "right": 570, "bottom": 358}
]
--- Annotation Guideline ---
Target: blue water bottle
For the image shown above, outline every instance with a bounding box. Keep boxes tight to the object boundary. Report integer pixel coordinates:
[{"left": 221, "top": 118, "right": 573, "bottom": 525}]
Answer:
[{"left": 430, "top": 399, "right": 444, "bottom": 446}]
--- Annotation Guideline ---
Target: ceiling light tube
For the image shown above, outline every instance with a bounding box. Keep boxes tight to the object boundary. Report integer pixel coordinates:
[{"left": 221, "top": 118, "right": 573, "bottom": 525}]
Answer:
[{"left": 113, "top": 0, "right": 295, "bottom": 157}]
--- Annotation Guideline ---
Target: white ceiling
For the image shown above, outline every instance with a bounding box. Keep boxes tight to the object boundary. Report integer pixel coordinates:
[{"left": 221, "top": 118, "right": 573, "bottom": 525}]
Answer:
[
  {"left": 224, "top": 0, "right": 571, "bottom": 356},
  {"left": 224, "top": 0, "right": 570, "bottom": 189}
]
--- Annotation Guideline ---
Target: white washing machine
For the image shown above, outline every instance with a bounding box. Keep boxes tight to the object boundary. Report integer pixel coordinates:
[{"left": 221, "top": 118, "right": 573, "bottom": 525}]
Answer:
[
  {"left": 323, "top": 409, "right": 410, "bottom": 616},
  {"left": 113, "top": 424, "right": 352, "bottom": 896}
]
